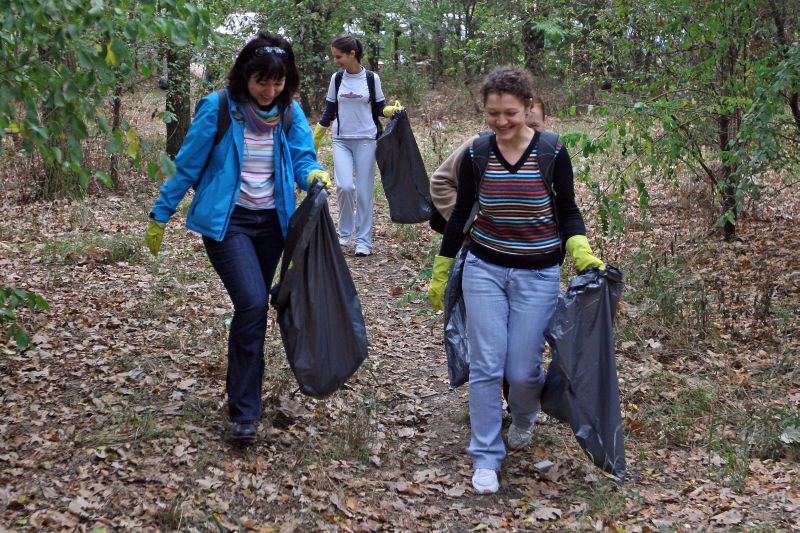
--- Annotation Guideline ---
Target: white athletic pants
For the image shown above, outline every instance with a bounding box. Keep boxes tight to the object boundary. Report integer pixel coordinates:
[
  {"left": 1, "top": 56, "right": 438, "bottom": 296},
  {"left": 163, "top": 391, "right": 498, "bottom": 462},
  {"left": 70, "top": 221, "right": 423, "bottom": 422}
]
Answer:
[{"left": 332, "top": 137, "right": 377, "bottom": 251}]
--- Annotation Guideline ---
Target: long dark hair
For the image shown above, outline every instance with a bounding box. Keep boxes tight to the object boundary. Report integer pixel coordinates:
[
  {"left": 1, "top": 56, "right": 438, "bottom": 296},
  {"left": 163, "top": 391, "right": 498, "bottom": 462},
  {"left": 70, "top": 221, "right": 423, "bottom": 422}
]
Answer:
[
  {"left": 331, "top": 34, "right": 364, "bottom": 63},
  {"left": 227, "top": 32, "right": 299, "bottom": 110}
]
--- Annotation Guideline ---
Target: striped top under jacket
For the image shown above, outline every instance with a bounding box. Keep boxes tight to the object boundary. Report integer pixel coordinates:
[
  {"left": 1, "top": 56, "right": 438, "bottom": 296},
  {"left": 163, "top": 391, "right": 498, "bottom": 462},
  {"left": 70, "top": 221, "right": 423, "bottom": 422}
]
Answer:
[
  {"left": 440, "top": 132, "right": 586, "bottom": 269},
  {"left": 236, "top": 128, "right": 276, "bottom": 209}
]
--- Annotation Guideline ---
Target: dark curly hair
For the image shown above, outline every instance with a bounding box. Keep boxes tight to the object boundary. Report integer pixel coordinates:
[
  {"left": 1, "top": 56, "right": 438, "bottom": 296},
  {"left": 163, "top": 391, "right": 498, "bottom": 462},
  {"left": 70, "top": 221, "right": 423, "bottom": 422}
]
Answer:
[
  {"left": 331, "top": 34, "right": 364, "bottom": 63},
  {"left": 227, "top": 32, "right": 299, "bottom": 110},
  {"left": 480, "top": 66, "right": 536, "bottom": 107}
]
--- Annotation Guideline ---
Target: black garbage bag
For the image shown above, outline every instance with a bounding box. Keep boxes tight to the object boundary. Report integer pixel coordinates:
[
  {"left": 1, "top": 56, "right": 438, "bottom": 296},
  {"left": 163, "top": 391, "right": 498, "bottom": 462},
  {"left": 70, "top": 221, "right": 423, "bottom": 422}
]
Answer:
[
  {"left": 375, "top": 110, "right": 434, "bottom": 223},
  {"left": 270, "top": 181, "right": 368, "bottom": 398},
  {"left": 541, "top": 266, "right": 626, "bottom": 480},
  {"left": 443, "top": 247, "right": 470, "bottom": 388}
]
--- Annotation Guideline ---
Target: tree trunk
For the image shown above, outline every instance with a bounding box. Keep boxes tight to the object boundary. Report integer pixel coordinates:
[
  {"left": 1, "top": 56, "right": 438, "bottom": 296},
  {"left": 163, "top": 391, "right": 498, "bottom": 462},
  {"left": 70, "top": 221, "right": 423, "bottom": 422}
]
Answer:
[
  {"left": 718, "top": 114, "right": 737, "bottom": 240},
  {"left": 393, "top": 29, "right": 400, "bottom": 65},
  {"left": 367, "top": 15, "right": 381, "bottom": 72},
  {"left": 109, "top": 82, "right": 123, "bottom": 189},
  {"left": 767, "top": 0, "right": 800, "bottom": 132},
  {"left": 165, "top": 47, "right": 192, "bottom": 160},
  {"left": 522, "top": 2, "right": 545, "bottom": 76}
]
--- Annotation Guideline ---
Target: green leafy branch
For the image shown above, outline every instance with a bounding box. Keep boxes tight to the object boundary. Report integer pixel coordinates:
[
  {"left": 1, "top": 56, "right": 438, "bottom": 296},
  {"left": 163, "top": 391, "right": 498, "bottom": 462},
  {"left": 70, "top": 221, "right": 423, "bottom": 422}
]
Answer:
[{"left": 1, "top": 287, "right": 50, "bottom": 351}]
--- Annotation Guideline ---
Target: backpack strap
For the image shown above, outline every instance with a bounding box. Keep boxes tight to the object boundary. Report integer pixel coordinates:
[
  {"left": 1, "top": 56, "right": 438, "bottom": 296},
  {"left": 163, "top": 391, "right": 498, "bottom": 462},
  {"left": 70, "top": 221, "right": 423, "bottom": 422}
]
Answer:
[
  {"left": 470, "top": 132, "right": 493, "bottom": 190},
  {"left": 213, "top": 89, "right": 230, "bottom": 146},
  {"left": 333, "top": 71, "right": 344, "bottom": 136},
  {"left": 366, "top": 70, "right": 383, "bottom": 139},
  {"left": 464, "top": 133, "right": 494, "bottom": 234},
  {"left": 281, "top": 102, "right": 294, "bottom": 134},
  {"left": 537, "top": 131, "right": 560, "bottom": 193}
]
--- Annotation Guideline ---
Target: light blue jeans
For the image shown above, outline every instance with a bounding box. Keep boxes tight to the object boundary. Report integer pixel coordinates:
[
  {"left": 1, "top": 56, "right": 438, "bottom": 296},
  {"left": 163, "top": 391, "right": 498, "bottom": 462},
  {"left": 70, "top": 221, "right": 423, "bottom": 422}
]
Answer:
[
  {"left": 332, "top": 138, "right": 376, "bottom": 250},
  {"left": 462, "top": 250, "right": 560, "bottom": 470}
]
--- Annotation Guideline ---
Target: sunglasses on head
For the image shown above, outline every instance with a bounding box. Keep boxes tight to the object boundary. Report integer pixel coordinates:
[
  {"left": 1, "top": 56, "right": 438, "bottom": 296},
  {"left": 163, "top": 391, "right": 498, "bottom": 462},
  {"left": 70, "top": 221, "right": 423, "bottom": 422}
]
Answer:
[{"left": 254, "top": 46, "right": 286, "bottom": 57}]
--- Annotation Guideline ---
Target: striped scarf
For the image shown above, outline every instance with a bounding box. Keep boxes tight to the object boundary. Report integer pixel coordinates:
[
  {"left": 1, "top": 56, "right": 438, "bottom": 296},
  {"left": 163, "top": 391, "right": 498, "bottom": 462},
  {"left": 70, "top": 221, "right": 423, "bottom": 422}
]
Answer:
[{"left": 242, "top": 102, "right": 281, "bottom": 134}]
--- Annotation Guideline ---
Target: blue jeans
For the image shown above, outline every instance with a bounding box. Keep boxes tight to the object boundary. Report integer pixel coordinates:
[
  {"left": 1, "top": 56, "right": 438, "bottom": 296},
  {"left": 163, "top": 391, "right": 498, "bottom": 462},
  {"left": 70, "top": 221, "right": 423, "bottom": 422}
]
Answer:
[
  {"left": 462, "top": 251, "right": 560, "bottom": 470},
  {"left": 203, "top": 206, "right": 284, "bottom": 423},
  {"left": 332, "top": 138, "right": 376, "bottom": 250}
]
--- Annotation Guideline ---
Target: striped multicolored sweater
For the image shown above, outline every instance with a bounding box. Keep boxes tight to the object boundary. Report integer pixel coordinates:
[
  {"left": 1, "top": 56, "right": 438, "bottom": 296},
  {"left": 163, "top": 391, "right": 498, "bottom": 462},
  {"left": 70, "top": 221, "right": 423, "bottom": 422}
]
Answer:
[
  {"left": 236, "top": 127, "right": 276, "bottom": 210},
  {"left": 440, "top": 132, "right": 586, "bottom": 269}
]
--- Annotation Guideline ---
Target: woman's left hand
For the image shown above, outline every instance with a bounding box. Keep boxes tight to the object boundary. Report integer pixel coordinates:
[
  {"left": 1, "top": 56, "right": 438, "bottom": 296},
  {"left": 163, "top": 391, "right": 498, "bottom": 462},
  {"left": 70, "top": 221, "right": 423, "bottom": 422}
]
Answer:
[
  {"left": 566, "top": 235, "right": 605, "bottom": 272},
  {"left": 382, "top": 100, "right": 404, "bottom": 118},
  {"left": 307, "top": 169, "right": 332, "bottom": 189}
]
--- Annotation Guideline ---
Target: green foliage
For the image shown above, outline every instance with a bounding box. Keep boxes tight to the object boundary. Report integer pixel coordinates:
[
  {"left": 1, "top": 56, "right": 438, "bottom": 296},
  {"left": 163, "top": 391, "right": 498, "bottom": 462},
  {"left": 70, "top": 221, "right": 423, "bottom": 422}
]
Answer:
[
  {"left": 0, "top": 0, "right": 211, "bottom": 197},
  {"left": 578, "top": 0, "right": 800, "bottom": 238},
  {"left": 0, "top": 287, "right": 50, "bottom": 351}
]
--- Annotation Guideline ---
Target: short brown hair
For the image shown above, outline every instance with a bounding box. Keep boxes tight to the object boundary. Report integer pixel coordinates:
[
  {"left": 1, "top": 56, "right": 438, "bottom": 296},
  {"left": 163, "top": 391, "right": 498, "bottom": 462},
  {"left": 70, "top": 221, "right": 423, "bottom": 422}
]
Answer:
[{"left": 480, "top": 66, "right": 536, "bottom": 107}]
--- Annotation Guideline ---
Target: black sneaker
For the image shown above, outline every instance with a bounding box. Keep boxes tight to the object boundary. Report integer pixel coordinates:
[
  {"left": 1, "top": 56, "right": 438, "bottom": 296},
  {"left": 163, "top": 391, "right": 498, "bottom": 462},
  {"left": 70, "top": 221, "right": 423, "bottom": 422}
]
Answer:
[{"left": 230, "top": 421, "right": 257, "bottom": 442}]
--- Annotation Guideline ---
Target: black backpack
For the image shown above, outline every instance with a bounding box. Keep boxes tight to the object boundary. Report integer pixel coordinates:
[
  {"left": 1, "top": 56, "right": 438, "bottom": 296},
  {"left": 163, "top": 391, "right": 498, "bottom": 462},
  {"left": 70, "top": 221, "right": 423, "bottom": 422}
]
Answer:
[
  {"left": 212, "top": 88, "right": 294, "bottom": 146},
  {"left": 333, "top": 70, "right": 383, "bottom": 139},
  {"left": 465, "top": 130, "right": 560, "bottom": 233}
]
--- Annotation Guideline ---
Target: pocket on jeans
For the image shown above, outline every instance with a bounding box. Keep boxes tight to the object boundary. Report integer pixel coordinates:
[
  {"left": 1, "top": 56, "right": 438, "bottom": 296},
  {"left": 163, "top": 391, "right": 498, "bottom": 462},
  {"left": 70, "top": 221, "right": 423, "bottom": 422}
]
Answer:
[
  {"left": 533, "top": 264, "right": 561, "bottom": 281},
  {"left": 465, "top": 251, "right": 480, "bottom": 265}
]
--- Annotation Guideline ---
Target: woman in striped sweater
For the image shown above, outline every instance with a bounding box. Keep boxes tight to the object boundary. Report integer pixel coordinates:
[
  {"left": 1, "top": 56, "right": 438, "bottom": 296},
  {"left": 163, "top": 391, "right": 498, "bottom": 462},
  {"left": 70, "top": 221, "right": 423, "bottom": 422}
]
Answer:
[{"left": 427, "top": 66, "right": 605, "bottom": 494}]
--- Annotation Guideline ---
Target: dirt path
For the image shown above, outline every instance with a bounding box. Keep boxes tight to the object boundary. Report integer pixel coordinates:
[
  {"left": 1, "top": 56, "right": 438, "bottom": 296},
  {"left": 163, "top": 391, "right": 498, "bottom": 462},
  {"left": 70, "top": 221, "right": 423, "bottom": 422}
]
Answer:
[{"left": 1, "top": 179, "right": 798, "bottom": 531}]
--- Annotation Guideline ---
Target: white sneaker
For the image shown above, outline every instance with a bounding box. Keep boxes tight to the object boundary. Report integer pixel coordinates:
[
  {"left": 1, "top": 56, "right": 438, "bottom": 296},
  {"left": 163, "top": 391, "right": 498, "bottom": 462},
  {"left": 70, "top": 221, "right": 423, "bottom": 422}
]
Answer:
[
  {"left": 338, "top": 236, "right": 351, "bottom": 247},
  {"left": 507, "top": 419, "right": 537, "bottom": 450},
  {"left": 472, "top": 468, "right": 499, "bottom": 494},
  {"left": 354, "top": 245, "right": 371, "bottom": 257}
]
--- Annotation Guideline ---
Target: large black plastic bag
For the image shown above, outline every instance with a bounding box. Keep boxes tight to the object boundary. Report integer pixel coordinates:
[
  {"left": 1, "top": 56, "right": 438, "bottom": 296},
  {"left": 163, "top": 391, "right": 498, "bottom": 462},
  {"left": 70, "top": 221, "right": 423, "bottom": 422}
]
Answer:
[
  {"left": 375, "top": 110, "right": 434, "bottom": 223},
  {"left": 443, "top": 247, "right": 470, "bottom": 388},
  {"left": 541, "top": 266, "right": 626, "bottom": 480},
  {"left": 270, "top": 182, "right": 368, "bottom": 398}
]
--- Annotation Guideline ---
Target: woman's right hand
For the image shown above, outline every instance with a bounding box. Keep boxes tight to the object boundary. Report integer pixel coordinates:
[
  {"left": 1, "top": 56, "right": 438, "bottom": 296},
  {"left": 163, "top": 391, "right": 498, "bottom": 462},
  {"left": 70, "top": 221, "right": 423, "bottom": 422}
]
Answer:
[
  {"left": 427, "top": 255, "right": 455, "bottom": 312},
  {"left": 144, "top": 220, "right": 166, "bottom": 256},
  {"left": 312, "top": 123, "right": 328, "bottom": 150}
]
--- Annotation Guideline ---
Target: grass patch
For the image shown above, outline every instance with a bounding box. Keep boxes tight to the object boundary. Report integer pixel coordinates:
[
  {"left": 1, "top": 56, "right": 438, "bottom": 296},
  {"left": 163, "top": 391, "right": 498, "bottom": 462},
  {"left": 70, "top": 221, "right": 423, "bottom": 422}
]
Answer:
[
  {"left": 154, "top": 498, "right": 188, "bottom": 531},
  {"left": 41, "top": 231, "right": 145, "bottom": 265},
  {"left": 325, "top": 396, "right": 379, "bottom": 463},
  {"left": 568, "top": 479, "right": 641, "bottom": 525},
  {"left": 707, "top": 397, "right": 800, "bottom": 490},
  {"left": 627, "top": 371, "right": 717, "bottom": 447},
  {"left": 616, "top": 249, "right": 712, "bottom": 354},
  {"left": 77, "top": 408, "right": 172, "bottom": 447}
]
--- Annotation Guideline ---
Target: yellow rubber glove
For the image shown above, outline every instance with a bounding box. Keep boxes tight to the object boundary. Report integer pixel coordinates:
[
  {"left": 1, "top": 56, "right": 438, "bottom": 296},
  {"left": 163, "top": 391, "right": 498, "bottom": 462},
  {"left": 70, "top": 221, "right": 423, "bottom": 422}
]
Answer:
[
  {"left": 144, "top": 220, "right": 166, "bottom": 257},
  {"left": 427, "top": 255, "right": 455, "bottom": 312},
  {"left": 382, "top": 100, "right": 404, "bottom": 118},
  {"left": 307, "top": 169, "right": 332, "bottom": 189},
  {"left": 565, "top": 235, "right": 605, "bottom": 272},
  {"left": 312, "top": 123, "right": 328, "bottom": 150}
]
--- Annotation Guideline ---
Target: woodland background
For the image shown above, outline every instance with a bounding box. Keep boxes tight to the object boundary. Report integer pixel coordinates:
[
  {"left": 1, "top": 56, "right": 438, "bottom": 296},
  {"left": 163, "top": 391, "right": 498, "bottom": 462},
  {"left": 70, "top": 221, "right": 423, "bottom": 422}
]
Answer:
[{"left": 1, "top": 0, "right": 799, "bottom": 531}]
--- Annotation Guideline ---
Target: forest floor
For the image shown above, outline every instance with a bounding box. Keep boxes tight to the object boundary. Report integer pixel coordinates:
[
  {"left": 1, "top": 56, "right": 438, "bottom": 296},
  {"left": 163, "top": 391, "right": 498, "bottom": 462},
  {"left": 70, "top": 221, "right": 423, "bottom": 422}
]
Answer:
[{"left": 1, "top": 92, "right": 799, "bottom": 532}]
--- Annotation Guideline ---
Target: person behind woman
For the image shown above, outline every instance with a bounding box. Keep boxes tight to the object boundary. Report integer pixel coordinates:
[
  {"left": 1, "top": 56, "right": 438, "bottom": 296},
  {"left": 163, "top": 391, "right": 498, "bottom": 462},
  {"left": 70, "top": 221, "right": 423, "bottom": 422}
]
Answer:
[
  {"left": 144, "top": 32, "right": 331, "bottom": 442},
  {"left": 312, "top": 34, "right": 403, "bottom": 257},
  {"left": 427, "top": 66, "right": 604, "bottom": 494}
]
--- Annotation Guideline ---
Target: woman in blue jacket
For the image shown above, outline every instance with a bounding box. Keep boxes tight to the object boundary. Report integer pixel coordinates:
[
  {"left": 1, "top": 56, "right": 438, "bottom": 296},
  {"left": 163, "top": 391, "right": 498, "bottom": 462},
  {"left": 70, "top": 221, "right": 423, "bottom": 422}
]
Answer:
[{"left": 144, "top": 32, "right": 331, "bottom": 442}]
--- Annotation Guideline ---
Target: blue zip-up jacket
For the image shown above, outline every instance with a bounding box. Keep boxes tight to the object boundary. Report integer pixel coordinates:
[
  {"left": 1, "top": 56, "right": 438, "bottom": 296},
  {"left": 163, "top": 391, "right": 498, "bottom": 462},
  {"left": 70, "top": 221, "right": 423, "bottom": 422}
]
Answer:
[{"left": 149, "top": 90, "right": 323, "bottom": 240}]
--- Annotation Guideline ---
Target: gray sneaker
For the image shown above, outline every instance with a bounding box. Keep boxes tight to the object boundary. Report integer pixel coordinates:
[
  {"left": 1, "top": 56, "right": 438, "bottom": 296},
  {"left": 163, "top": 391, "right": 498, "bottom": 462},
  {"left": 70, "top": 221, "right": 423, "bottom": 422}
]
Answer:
[{"left": 507, "top": 417, "right": 537, "bottom": 450}]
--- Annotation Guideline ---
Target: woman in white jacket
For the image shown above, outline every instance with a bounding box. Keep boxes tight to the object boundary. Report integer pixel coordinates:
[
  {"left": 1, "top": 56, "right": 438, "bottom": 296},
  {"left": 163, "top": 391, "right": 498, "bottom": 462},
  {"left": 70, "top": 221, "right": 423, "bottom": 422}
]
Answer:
[{"left": 312, "top": 35, "right": 402, "bottom": 257}]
